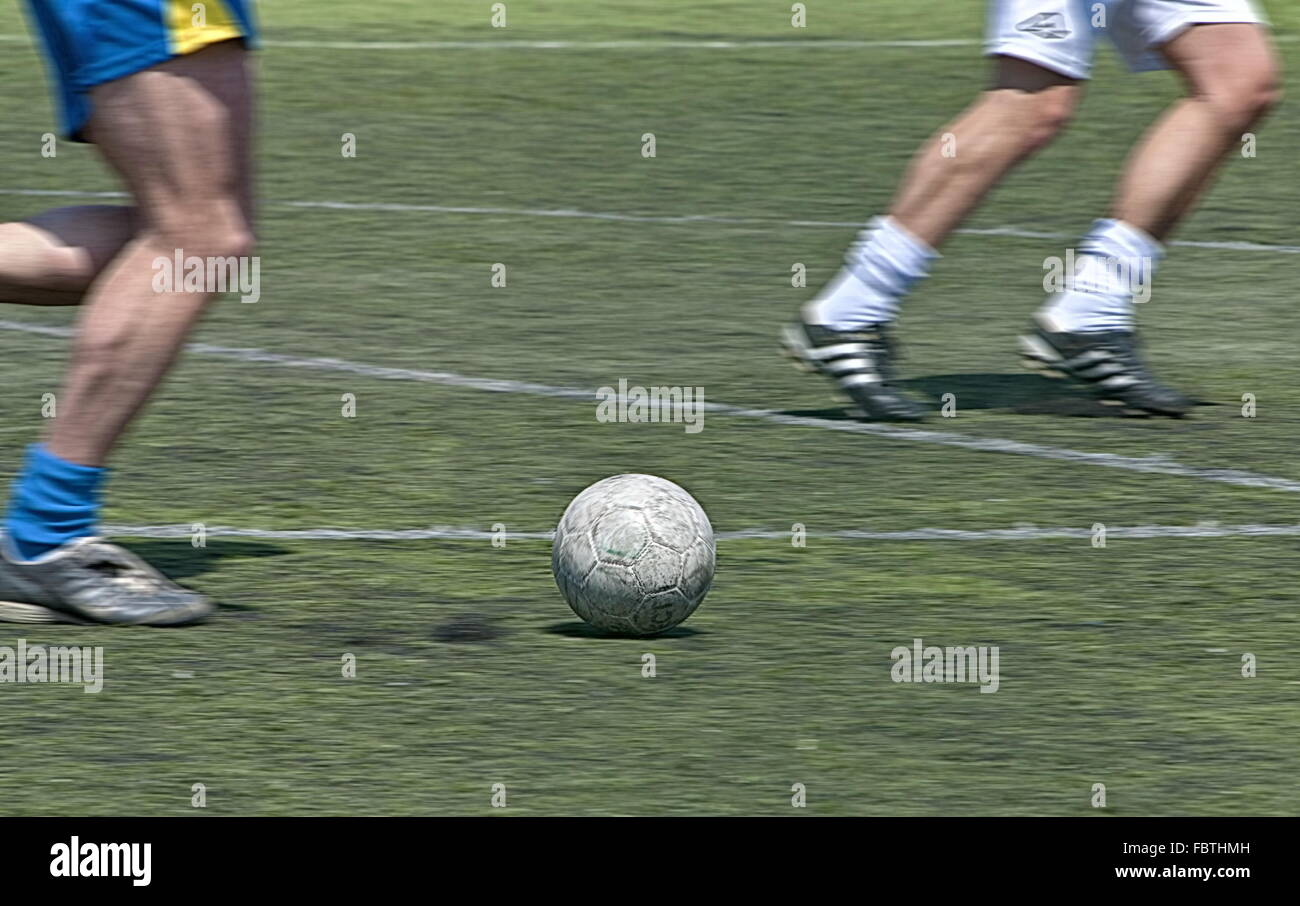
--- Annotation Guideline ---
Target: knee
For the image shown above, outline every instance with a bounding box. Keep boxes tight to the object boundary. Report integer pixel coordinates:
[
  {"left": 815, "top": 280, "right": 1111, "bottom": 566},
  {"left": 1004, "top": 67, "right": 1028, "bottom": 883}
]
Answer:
[
  {"left": 141, "top": 207, "right": 256, "bottom": 305},
  {"left": 208, "top": 224, "right": 256, "bottom": 262},
  {"left": 1202, "top": 65, "right": 1282, "bottom": 132},
  {"left": 150, "top": 204, "right": 255, "bottom": 261},
  {"left": 980, "top": 85, "right": 1079, "bottom": 158},
  {"left": 1016, "top": 89, "right": 1078, "bottom": 153},
  {"left": 159, "top": 224, "right": 255, "bottom": 263}
]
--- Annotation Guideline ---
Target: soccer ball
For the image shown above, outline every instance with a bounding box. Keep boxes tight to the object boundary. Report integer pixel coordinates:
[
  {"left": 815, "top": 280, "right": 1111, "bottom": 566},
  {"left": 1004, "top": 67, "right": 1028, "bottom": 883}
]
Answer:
[{"left": 552, "top": 474, "right": 715, "bottom": 635}]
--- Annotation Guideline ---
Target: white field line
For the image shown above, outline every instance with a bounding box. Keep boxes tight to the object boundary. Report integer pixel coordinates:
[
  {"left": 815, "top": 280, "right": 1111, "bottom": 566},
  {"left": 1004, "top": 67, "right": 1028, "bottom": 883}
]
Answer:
[
  {"left": 3, "top": 189, "right": 1298, "bottom": 253},
  {"left": 2, "top": 34, "right": 1296, "bottom": 50},
  {"left": 264, "top": 39, "right": 984, "bottom": 51},
  {"left": 0, "top": 36, "right": 981, "bottom": 50},
  {"left": 4, "top": 318, "right": 1300, "bottom": 495},
  {"left": 103, "top": 521, "right": 1300, "bottom": 542}
]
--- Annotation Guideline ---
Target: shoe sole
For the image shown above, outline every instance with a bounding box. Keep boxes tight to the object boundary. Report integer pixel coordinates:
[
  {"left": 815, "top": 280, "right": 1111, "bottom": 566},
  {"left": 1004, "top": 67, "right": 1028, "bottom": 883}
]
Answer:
[
  {"left": 0, "top": 597, "right": 213, "bottom": 626},
  {"left": 1018, "top": 333, "right": 1186, "bottom": 418},
  {"left": 0, "top": 599, "right": 91, "bottom": 624}
]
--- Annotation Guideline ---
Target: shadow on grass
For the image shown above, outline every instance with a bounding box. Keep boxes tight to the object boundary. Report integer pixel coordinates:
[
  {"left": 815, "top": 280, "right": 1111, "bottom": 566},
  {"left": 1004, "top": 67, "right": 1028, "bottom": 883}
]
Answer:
[
  {"left": 784, "top": 372, "right": 1190, "bottom": 418},
  {"left": 109, "top": 540, "right": 290, "bottom": 618},
  {"left": 909, "top": 372, "right": 1213, "bottom": 416},
  {"left": 544, "top": 620, "right": 706, "bottom": 640},
  {"left": 432, "top": 613, "right": 507, "bottom": 643},
  {"left": 116, "top": 539, "right": 291, "bottom": 580},
  {"left": 906, "top": 372, "right": 1094, "bottom": 411}
]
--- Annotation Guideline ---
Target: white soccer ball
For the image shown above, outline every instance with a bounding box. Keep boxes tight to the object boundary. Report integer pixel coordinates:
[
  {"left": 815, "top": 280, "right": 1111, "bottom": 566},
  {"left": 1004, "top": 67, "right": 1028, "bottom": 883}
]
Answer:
[{"left": 552, "top": 473, "right": 715, "bottom": 635}]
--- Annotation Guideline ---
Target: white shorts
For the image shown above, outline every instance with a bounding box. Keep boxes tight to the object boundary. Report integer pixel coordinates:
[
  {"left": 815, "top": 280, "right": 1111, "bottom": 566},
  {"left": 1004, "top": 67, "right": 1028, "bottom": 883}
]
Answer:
[{"left": 986, "top": 0, "right": 1268, "bottom": 79}]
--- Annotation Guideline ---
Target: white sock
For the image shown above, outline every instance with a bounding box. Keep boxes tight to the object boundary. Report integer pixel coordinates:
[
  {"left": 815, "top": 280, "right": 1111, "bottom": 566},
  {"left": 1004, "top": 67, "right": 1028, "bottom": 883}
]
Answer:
[
  {"left": 1038, "top": 219, "right": 1163, "bottom": 333},
  {"left": 806, "top": 216, "right": 939, "bottom": 330}
]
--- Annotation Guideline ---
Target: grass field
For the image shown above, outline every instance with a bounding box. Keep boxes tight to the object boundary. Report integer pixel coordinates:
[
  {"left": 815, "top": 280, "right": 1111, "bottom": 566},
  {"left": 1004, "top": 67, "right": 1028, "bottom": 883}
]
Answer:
[{"left": 0, "top": 1, "right": 1298, "bottom": 816}]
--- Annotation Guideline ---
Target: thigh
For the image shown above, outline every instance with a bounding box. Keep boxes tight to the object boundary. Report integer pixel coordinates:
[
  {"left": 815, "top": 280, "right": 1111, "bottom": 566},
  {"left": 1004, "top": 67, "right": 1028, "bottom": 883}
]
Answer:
[
  {"left": 1160, "top": 20, "right": 1279, "bottom": 96},
  {"left": 86, "top": 40, "right": 254, "bottom": 234},
  {"left": 24, "top": 0, "right": 258, "bottom": 143},
  {"left": 1136, "top": 0, "right": 1268, "bottom": 41},
  {"left": 986, "top": 0, "right": 1097, "bottom": 81},
  {"left": 1117, "top": 0, "right": 1271, "bottom": 72}
]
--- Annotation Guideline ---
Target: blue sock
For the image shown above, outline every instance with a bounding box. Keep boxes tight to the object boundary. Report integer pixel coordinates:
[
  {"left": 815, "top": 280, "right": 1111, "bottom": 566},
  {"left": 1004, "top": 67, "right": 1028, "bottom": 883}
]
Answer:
[{"left": 4, "top": 444, "right": 106, "bottom": 561}]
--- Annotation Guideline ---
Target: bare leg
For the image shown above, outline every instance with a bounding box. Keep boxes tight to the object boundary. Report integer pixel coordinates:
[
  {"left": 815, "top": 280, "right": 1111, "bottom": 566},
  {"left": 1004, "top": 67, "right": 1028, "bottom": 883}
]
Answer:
[
  {"left": 47, "top": 39, "right": 254, "bottom": 466},
  {"left": 0, "top": 206, "right": 136, "bottom": 305},
  {"left": 792, "top": 56, "right": 1085, "bottom": 419},
  {"left": 803, "top": 56, "right": 1083, "bottom": 335},
  {"left": 1025, "top": 24, "right": 1280, "bottom": 417},
  {"left": 890, "top": 57, "right": 1083, "bottom": 248},
  {"left": 1038, "top": 23, "right": 1281, "bottom": 334},
  {"left": 1112, "top": 24, "right": 1280, "bottom": 240}
]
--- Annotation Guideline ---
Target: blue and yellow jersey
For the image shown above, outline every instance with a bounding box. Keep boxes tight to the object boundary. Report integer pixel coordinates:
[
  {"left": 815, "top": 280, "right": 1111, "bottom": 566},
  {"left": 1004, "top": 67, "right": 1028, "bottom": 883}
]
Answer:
[{"left": 24, "top": 0, "right": 259, "bottom": 141}]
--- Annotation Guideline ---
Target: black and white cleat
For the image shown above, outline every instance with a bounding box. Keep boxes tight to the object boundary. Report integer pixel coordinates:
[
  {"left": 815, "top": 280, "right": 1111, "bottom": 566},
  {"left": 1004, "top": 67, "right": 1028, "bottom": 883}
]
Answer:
[
  {"left": 782, "top": 316, "right": 927, "bottom": 422},
  {"left": 1019, "top": 316, "right": 1192, "bottom": 417}
]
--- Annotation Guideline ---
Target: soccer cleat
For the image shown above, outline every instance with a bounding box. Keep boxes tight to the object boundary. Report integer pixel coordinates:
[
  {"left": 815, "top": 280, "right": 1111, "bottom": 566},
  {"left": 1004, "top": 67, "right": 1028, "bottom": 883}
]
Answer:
[
  {"left": 1019, "top": 317, "right": 1192, "bottom": 417},
  {"left": 782, "top": 318, "right": 926, "bottom": 421},
  {"left": 0, "top": 535, "right": 213, "bottom": 626}
]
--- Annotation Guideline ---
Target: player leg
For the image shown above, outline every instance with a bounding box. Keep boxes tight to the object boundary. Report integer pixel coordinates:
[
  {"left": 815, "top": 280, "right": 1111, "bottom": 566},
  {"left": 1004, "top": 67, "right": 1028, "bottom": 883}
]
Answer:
[
  {"left": 783, "top": 0, "right": 1091, "bottom": 421},
  {"left": 888, "top": 59, "right": 1081, "bottom": 251},
  {"left": 48, "top": 42, "right": 254, "bottom": 467},
  {"left": 1027, "top": 16, "right": 1279, "bottom": 416},
  {"left": 1, "top": 1, "right": 143, "bottom": 305},
  {"left": 1114, "top": 23, "right": 1279, "bottom": 240},
  {"left": 0, "top": 206, "right": 136, "bottom": 305},
  {"left": 0, "top": 39, "right": 254, "bottom": 625},
  {"left": 0, "top": 0, "right": 254, "bottom": 308},
  {"left": 784, "top": 39, "right": 1087, "bottom": 420}
]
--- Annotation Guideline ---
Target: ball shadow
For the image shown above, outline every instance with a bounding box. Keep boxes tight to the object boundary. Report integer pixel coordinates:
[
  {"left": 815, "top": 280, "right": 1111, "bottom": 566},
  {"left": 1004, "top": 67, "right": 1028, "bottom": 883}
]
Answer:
[{"left": 543, "top": 620, "right": 706, "bottom": 640}]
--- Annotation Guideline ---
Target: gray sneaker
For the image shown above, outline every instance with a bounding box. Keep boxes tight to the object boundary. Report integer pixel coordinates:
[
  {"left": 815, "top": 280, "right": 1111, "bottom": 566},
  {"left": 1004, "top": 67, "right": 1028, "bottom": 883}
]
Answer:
[{"left": 0, "top": 535, "right": 213, "bottom": 626}]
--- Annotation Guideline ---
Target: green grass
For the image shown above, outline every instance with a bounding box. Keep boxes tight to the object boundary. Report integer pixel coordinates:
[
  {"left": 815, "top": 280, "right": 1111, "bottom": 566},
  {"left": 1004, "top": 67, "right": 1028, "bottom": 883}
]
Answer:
[{"left": 0, "top": 1, "right": 1297, "bottom": 815}]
